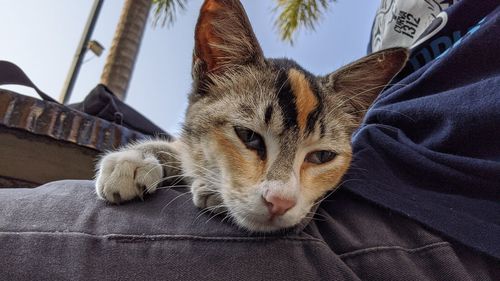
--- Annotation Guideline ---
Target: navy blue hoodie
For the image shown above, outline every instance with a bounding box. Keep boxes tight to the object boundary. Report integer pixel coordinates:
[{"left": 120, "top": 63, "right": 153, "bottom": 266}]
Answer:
[{"left": 347, "top": 0, "right": 500, "bottom": 259}]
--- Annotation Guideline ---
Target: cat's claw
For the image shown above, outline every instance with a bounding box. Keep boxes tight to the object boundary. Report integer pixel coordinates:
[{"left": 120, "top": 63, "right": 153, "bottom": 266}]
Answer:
[{"left": 95, "top": 150, "right": 163, "bottom": 203}]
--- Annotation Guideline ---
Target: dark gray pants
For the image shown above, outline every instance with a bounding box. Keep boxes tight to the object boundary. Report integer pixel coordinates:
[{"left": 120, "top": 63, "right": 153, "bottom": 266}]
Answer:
[{"left": 0, "top": 180, "right": 497, "bottom": 280}]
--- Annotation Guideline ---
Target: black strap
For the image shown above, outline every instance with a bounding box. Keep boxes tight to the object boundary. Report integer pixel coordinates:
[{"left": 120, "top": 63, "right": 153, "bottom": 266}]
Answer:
[
  {"left": 0, "top": 60, "right": 171, "bottom": 138},
  {"left": 0, "top": 60, "right": 58, "bottom": 103}
]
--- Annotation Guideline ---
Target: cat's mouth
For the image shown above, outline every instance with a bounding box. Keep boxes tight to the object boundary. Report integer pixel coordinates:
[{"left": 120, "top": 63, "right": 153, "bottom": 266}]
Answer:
[{"left": 228, "top": 207, "right": 305, "bottom": 232}]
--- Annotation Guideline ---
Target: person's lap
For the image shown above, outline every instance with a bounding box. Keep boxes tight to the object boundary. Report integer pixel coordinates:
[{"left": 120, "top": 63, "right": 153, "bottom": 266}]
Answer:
[{"left": 0, "top": 180, "right": 496, "bottom": 280}]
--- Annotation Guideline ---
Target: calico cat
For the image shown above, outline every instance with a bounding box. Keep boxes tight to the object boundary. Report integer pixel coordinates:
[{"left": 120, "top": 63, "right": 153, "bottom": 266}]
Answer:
[{"left": 95, "top": 0, "right": 408, "bottom": 232}]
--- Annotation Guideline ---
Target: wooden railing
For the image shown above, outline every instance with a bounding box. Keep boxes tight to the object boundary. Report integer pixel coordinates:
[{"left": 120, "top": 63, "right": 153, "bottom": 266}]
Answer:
[{"left": 0, "top": 90, "right": 145, "bottom": 187}]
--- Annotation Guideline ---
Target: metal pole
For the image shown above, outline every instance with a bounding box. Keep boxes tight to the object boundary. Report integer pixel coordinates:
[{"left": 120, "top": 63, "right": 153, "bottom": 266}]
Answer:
[{"left": 59, "top": 0, "right": 104, "bottom": 104}]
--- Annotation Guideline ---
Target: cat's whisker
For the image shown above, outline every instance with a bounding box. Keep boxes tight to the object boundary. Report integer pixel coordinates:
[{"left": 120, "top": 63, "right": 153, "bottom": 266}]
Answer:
[
  {"left": 310, "top": 188, "right": 340, "bottom": 208},
  {"left": 220, "top": 210, "right": 238, "bottom": 224},
  {"left": 204, "top": 209, "right": 228, "bottom": 224},
  {"left": 198, "top": 188, "right": 223, "bottom": 196},
  {"left": 194, "top": 173, "right": 221, "bottom": 186},
  {"left": 308, "top": 178, "right": 363, "bottom": 207},
  {"left": 310, "top": 211, "right": 331, "bottom": 221},
  {"left": 157, "top": 162, "right": 183, "bottom": 171},
  {"left": 156, "top": 150, "right": 182, "bottom": 160},
  {"left": 303, "top": 216, "right": 327, "bottom": 223},
  {"left": 135, "top": 160, "right": 183, "bottom": 192},
  {"left": 193, "top": 204, "right": 228, "bottom": 223},
  {"left": 190, "top": 163, "right": 221, "bottom": 179},
  {"left": 160, "top": 191, "right": 192, "bottom": 213},
  {"left": 169, "top": 174, "right": 189, "bottom": 188},
  {"left": 221, "top": 214, "right": 234, "bottom": 224},
  {"left": 164, "top": 157, "right": 222, "bottom": 182},
  {"left": 346, "top": 167, "right": 369, "bottom": 172},
  {"left": 351, "top": 108, "right": 416, "bottom": 122},
  {"left": 156, "top": 185, "right": 191, "bottom": 190},
  {"left": 155, "top": 174, "right": 187, "bottom": 182},
  {"left": 147, "top": 174, "right": 189, "bottom": 191},
  {"left": 193, "top": 209, "right": 214, "bottom": 222},
  {"left": 140, "top": 165, "right": 163, "bottom": 183},
  {"left": 180, "top": 195, "right": 194, "bottom": 207},
  {"left": 156, "top": 159, "right": 223, "bottom": 188},
  {"left": 336, "top": 178, "right": 363, "bottom": 189}
]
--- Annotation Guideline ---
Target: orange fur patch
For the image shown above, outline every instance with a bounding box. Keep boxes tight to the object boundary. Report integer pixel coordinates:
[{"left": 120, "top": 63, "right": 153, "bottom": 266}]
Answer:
[
  {"left": 288, "top": 69, "right": 318, "bottom": 133},
  {"left": 212, "top": 130, "right": 265, "bottom": 189},
  {"left": 300, "top": 154, "right": 352, "bottom": 201}
]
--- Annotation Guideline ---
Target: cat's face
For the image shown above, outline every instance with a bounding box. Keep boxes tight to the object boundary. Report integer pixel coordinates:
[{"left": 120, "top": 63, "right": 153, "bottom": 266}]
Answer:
[{"left": 181, "top": 0, "right": 407, "bottom": 232}]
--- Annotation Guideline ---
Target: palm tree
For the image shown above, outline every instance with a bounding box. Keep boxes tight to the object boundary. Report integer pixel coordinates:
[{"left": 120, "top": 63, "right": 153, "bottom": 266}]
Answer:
[
  {"left": 100, "top": 0, "right": 189, "bottom": 101},
  {"left": 102, "top": 0, "right": 331, "bottom": 100},
  {"left": 100, "top": 0, "right": 153, "bottom": 100},
  {"left": 274, "top": 0, "right": 335, "bottom": 43},
  {"left": 153, "top": 0, "right": 334, "bottom": 43}
]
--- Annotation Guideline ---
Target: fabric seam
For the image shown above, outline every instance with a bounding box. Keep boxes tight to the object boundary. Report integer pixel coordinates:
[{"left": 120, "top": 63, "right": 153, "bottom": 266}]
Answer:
[
  {"left": 0, "top": 230, "right": 328, "bottom": 244},
  {"left": 339, "top": 241, "right": 451, "bottom": 259}
]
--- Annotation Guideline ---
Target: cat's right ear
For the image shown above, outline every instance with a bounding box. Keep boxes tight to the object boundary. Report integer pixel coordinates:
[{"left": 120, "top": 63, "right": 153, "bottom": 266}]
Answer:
[{"left": 192, "top": 0, "right": 265, "bottom": 80}]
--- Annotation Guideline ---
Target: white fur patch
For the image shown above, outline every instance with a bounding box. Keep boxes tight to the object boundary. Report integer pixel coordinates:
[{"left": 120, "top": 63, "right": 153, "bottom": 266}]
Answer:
[{"left": 95, "top": 150, "right": 163, "bottom": 203}]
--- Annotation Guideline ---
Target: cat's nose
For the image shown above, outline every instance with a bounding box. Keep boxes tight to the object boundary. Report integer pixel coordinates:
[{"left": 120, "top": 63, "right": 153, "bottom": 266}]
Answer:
[{"left": 263, "top": 195, "right": 296, "bottom": 217}]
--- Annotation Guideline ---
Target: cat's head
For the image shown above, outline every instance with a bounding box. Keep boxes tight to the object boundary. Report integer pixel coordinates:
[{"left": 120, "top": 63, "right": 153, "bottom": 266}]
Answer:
[{"left": 180, "top": 0, "right": 407, "bottom": 232}]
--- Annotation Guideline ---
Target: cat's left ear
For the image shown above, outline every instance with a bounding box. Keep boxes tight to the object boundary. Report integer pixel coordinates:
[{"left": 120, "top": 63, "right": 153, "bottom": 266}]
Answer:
[
  {"left": 325, "top": 48, "right": 409, "bottom": 119},
  {"left": 193, "top": 0, "right": 265, "bottom": 78}
]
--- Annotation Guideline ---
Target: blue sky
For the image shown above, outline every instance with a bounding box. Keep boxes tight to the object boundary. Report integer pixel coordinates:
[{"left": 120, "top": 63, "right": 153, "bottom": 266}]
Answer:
[{"left": 0, "top": 0, "right": 379, "bottom": 134}]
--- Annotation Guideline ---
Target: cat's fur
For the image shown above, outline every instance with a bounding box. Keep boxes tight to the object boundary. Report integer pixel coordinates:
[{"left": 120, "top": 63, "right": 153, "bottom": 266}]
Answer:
[{"left": 95, "top": 0, "right": 408, "bottom": 232}]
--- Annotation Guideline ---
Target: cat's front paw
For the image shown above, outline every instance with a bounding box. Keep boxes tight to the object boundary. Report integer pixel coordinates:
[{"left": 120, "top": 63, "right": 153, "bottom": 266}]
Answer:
[
  {"left": 95, "top": 150, "right": 163, "bottom": 203},
  {"left": 191, "top": 179, "right": 223, "bottom": 209}
]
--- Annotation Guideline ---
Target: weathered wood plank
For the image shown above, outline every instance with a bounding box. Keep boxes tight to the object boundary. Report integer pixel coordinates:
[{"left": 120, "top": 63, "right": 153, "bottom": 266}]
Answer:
[{"left": 0, "top": 90, "right": 147, "bottom": 187}]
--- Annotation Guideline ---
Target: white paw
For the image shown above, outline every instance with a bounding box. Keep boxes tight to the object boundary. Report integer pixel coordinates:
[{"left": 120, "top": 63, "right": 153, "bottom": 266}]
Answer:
[{"left": 95, "top": 150, "right": 163, "bottom": 203}]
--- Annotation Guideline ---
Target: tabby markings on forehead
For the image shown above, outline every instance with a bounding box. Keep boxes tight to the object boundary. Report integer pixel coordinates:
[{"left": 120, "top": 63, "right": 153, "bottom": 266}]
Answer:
[
  {"left": 288, "top": 69, "right": 320, "bottom": 134},
  {"left": 264, "top": 105, "right": 273, "bottom": 124},
  {"left": 275, "top": 70, "right": 298, "bottom": 131}
]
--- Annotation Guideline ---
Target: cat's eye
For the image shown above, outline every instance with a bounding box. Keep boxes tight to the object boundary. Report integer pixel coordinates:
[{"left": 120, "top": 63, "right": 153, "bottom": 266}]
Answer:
[
  {"left": 234, "top": 127, "right": 266, "bottom": 159},
  {"left": 305, "top": 150, "right": 337, "bottom": 164}
]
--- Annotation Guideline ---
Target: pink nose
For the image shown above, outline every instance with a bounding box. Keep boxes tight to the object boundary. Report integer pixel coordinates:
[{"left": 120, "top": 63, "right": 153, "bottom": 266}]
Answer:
[{"left": 263, "top": 195, "right": 296, "bottom": 217}]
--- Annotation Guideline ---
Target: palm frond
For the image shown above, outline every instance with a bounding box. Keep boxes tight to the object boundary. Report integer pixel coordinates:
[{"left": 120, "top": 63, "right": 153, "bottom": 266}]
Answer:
[
  {"left": 275, "top": 0, "right": 334, "bottom": 44},
  {"left": 152, "top": 0, "right": 188, "bottom": 27}
]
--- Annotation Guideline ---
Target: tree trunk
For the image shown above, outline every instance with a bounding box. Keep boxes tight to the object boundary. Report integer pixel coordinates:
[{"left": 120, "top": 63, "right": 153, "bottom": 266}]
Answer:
[{"left": 100, "top": 0, "right": 152, "bottom": 100}]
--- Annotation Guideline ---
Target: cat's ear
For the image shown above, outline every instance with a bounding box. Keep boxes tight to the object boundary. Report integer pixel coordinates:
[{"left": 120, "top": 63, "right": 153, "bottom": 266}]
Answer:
[
  {"left": 192, "top": 0, "right": 265, "bottom": 78},
  {"left": 325, "top": 48, "right": 408, "bottom": 119}
]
